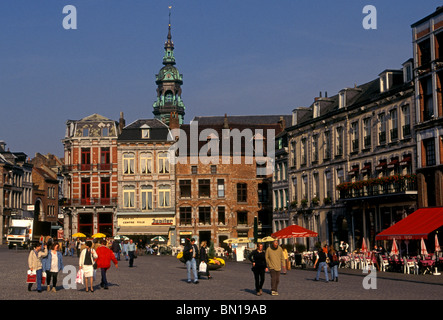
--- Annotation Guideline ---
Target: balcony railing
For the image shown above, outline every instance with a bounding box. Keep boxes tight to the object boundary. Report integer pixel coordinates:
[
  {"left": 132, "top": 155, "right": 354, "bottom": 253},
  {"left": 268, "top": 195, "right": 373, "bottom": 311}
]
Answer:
[
  {"left": 337, "top": 175, "right": 417, "bottom": 200},
  {"left": 61, "top": 163, "right": 115, "bottom": 173},
  {"left": 68, "top": 198, "right": 118, "bottom": 207}
]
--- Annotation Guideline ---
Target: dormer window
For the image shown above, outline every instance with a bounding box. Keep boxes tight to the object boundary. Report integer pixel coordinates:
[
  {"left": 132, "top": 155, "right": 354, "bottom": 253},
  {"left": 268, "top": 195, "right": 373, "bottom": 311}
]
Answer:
[
  {"left": 313, "top": 102, "right": 320, "bottom": 118},
  {"left": 141, "top": 124, "right": 150, "bottom": 139},
  {"left": 82, "top": 128, "right": 89, "bottom": 137},
  {"left": 142, "top": 129, "right": 150, "bottom": 139},
  {"left": 339, "top": 91, "right": 345, "bottom": 109}
]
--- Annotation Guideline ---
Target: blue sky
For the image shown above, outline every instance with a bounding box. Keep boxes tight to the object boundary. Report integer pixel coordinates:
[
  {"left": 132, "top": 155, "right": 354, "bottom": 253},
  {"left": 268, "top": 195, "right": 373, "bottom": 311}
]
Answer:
[{"left": 0, "top": 0, "right": 441, "bottom": 158}]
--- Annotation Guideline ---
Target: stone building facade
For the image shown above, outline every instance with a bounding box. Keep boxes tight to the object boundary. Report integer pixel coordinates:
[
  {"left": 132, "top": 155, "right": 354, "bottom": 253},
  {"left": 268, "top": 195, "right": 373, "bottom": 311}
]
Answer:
[
  {"left": 116, "top": 118, "right": 176, "bottom": 242},
  {"left": 285, "top": 63, "right": 417, "bottom": 251}
]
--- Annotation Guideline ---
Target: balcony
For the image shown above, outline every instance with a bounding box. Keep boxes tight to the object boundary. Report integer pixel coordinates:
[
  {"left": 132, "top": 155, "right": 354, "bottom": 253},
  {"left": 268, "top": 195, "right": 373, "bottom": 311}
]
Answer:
[
  {"left": 70, "top": 198, "right": 118, "bottom": 207},
  {"left": 61, "top": 163, "right": 115, "bottom": 173},
  {"left": 337, "top": 174, "right": 417, "bottom": 200}
]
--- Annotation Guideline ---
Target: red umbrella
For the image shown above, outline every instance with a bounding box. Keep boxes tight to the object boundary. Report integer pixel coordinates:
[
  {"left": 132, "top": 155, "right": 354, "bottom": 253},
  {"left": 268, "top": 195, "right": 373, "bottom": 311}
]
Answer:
[
  {"left": 435, "top": 234, "right": 441, "bottom": 253},
  {"left": 390, "top": 238, "right": 399, "bottom": 256},
  {"left": 271, "top": 224, "right": 318, "bottom": 239},
  {"left": 420, "top": 238, "right": 428, "bottom": 255}
]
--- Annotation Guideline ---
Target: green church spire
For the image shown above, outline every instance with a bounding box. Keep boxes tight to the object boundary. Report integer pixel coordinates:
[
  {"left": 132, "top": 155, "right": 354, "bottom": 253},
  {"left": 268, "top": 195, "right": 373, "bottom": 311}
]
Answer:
[{"left": 153, "top": 6, "right": 185, "bottom": 126}]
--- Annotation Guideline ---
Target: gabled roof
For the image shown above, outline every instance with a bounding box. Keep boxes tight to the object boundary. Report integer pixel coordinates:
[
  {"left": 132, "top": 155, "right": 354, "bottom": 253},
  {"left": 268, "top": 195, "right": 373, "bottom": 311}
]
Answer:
[{"left": 118, "top": 118, "right": 172, "bottom": 142}]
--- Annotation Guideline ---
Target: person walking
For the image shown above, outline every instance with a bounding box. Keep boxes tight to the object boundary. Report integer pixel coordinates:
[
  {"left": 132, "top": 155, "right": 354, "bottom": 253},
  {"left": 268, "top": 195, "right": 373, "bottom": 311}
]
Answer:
[
  {"left": 198, "top": 241, "right": 212, "bottom": 280},
  {"left": 79, "top": 240, "right": 98, "bottom": 292},
  {"left": 42, "top": 243, "right": 64, "bottom": 292},
  {"left": 122, "top": 239, "right": 129, "bottom": 261},
  {"left": 249, "top": 242, "right": 267, "bottom": 296},
  {"left": 75, "top": 238, "right": 82, "bottom": 257},
  {"left": 69, "top": 238, "right": 75, "bottom": 256},
  {"left": 127, "top": 239, "right": 136, "bottom": 267},
  {"left": 111, "top": 239, "right": 121, "bottom": 261},
  {"left": 96, "top": 239, "right": 118, "bottom": 289},
  {"left": 27, "top": 243, "right": 48, "bottom": 293},
  {"left": 281, "top": 244, "right": 289, "bottom": 274},
  {"left": 265, "top": 240, "right": 285, "bottom": 296},
  {"left": 63, "top": 238, "right": 69, "bottom": 256},
  {"left": 183, "top": 238, "right": 199, "bottom": 284},
  {"left": 314, "top": 245, "right": 329, "bottom": 282},
  {"left": 328, "top": 245, "right": 339, "bottom": 282}
]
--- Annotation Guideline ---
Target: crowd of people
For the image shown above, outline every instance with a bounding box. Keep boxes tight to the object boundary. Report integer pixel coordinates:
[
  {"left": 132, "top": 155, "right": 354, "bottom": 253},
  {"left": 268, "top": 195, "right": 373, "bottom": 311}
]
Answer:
[{"left": 26, "top": 236, "right": 364, "bottom": 296}]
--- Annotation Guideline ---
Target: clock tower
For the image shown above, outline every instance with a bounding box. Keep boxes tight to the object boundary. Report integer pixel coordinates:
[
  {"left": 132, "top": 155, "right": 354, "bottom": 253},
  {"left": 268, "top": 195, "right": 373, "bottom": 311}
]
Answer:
[{"left": 152, "top": 9, "right": 185, "bottom": 126}]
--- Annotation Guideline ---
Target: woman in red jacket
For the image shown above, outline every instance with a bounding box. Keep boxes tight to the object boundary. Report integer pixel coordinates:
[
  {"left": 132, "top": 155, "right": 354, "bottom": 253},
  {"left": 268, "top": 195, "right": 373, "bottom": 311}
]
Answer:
[{"left": 96, "top": 239, "right": 118, "bottom": 289}]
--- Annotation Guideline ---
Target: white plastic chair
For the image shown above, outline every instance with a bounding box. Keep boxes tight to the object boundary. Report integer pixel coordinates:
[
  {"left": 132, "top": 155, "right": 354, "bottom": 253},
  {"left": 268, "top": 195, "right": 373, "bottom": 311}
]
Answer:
[{"left": 379, "top": 255, "right": 389, "bottom": 272}]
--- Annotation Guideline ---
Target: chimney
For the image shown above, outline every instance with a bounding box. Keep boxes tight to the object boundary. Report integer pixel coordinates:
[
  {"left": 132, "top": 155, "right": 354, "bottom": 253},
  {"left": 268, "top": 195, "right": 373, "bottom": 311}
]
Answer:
[
  {"left": 278, "top": 116, "right": 286, "bottom": 130},
  {"left": 223, "top": 113, "right": 229, "bottom": 129},
  {"left": 119, "top": 112, "right": 125, "bottom": 133},
  {"left": 169, "top": 112, "right": 180, "bottom": 130}
]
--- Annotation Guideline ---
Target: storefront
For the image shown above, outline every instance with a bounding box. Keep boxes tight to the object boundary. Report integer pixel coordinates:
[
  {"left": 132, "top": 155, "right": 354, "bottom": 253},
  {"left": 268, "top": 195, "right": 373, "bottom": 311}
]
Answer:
[{"left": 116, "top": 213, "right": 175, "bottom": 244}]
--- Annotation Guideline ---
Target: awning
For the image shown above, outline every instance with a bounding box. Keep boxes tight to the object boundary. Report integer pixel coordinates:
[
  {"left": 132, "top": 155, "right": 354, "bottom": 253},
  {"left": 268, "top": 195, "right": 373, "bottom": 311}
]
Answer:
[
  {"left": 400, "top": 156, "right": 411, "bottom": 166},
  {"left": 117, "top": 226, "right": 170, "bottom": 236},
  {"left": 271, "top": 224, "right": 318, "bottom": 239},
  {"left": 375, "top": 207, "right": 443, "bottom": 240},
  {"left": 348, "top": 167, "right": 359, "bottom": 175},
  {"left": 387, "top": 159, "right": 399, "bottom": 169},
  {"left": 375, "top": 161, "right": 387, "bottom": 170},
  {"left": 360, "top": 164, "right": 371, "bottom": 174}
]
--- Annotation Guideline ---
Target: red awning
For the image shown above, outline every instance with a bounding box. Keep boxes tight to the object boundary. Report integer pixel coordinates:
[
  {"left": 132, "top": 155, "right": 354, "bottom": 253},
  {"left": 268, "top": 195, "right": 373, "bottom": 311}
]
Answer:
[
  {"left": 360, "top": 164, "right": 371, "bottom": 173},
  {"left": 271, "top": 224, "right": 318, "bottom": 239},
  {"left": 375, "top": 207, "right": 443, "bottom": 240},
  {"left": 400, "top": 156, "right": 411, "bottom": 166},
  {"left": 375, "top": 161, "right": 387, "bottom": 170},
  {"left": 387, "top": 159, "right": 399, "bottom": 169}
]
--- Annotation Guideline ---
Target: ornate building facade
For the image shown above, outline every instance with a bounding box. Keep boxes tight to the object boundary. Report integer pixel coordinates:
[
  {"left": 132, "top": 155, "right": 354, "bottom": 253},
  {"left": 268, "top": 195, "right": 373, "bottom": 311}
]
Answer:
[{"left": 61, "top": 114, "right": 122, "bottom": 237}]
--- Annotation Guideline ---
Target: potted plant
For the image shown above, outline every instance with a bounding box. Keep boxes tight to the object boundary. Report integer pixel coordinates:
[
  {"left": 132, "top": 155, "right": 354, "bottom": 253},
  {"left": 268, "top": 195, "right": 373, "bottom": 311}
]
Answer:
[
  {"left": 311, "top": 197, "right": 319, "bottom": 206},
  {"left": 301, "top": 198, "right": 308, "bottom": 207}
]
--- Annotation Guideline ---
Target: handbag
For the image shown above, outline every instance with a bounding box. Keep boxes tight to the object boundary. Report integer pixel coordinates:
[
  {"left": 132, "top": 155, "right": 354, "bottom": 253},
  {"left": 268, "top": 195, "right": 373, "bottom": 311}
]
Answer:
[
  {"left": 199, "top": 261, "right": 207, "bottom": 273},
  {"left": 75, "top": 269, "right": 84, "bottom": 285},
  {"left": 27, "top": 270, "right": 36, "bottom": 283},
  {"left": 41, "top": 271, "right": 47, "bottom": 285}
]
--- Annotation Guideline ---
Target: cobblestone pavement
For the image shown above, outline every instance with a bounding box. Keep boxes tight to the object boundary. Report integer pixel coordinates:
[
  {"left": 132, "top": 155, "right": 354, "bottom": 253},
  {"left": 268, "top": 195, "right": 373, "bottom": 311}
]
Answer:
[{"left": 2, "top": 245, "right": 442, "bottom": 317}]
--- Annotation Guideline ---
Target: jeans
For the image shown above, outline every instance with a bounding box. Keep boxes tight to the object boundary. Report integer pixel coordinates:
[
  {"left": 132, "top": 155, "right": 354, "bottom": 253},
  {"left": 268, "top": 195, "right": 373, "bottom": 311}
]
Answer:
[
  {"left": 186, "top": 258, "right": 198, "bottom": 282},
  {"left": 46, "top": 271, "right": 58, "bottom": 288},
  {"left": 128, "top": 251, "right": 135, "bottom": 267},
  {"left": 330, "top": 264, "right": 338, "bottom": 280},
  {"left": 114, "top": 252, "right": 120, "bottom": 261},
  {"left": 100, "top": 268, "right": 108, "bottom": 287},
  {"left": 316, "top": 262, "right": 329, "bottom": 282},
  {"left": 252, "top": 267, "right": 265, "bottom": 292}
]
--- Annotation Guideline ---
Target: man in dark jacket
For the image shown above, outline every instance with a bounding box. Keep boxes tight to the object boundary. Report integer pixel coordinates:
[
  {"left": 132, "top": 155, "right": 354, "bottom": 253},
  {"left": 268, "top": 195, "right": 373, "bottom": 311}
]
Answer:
[
  {"left": 111, "top": 240, "right": 121, "bottom": 261},
  {"left": 183, "top": 238, "right": 199, "bottom": 284}
]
